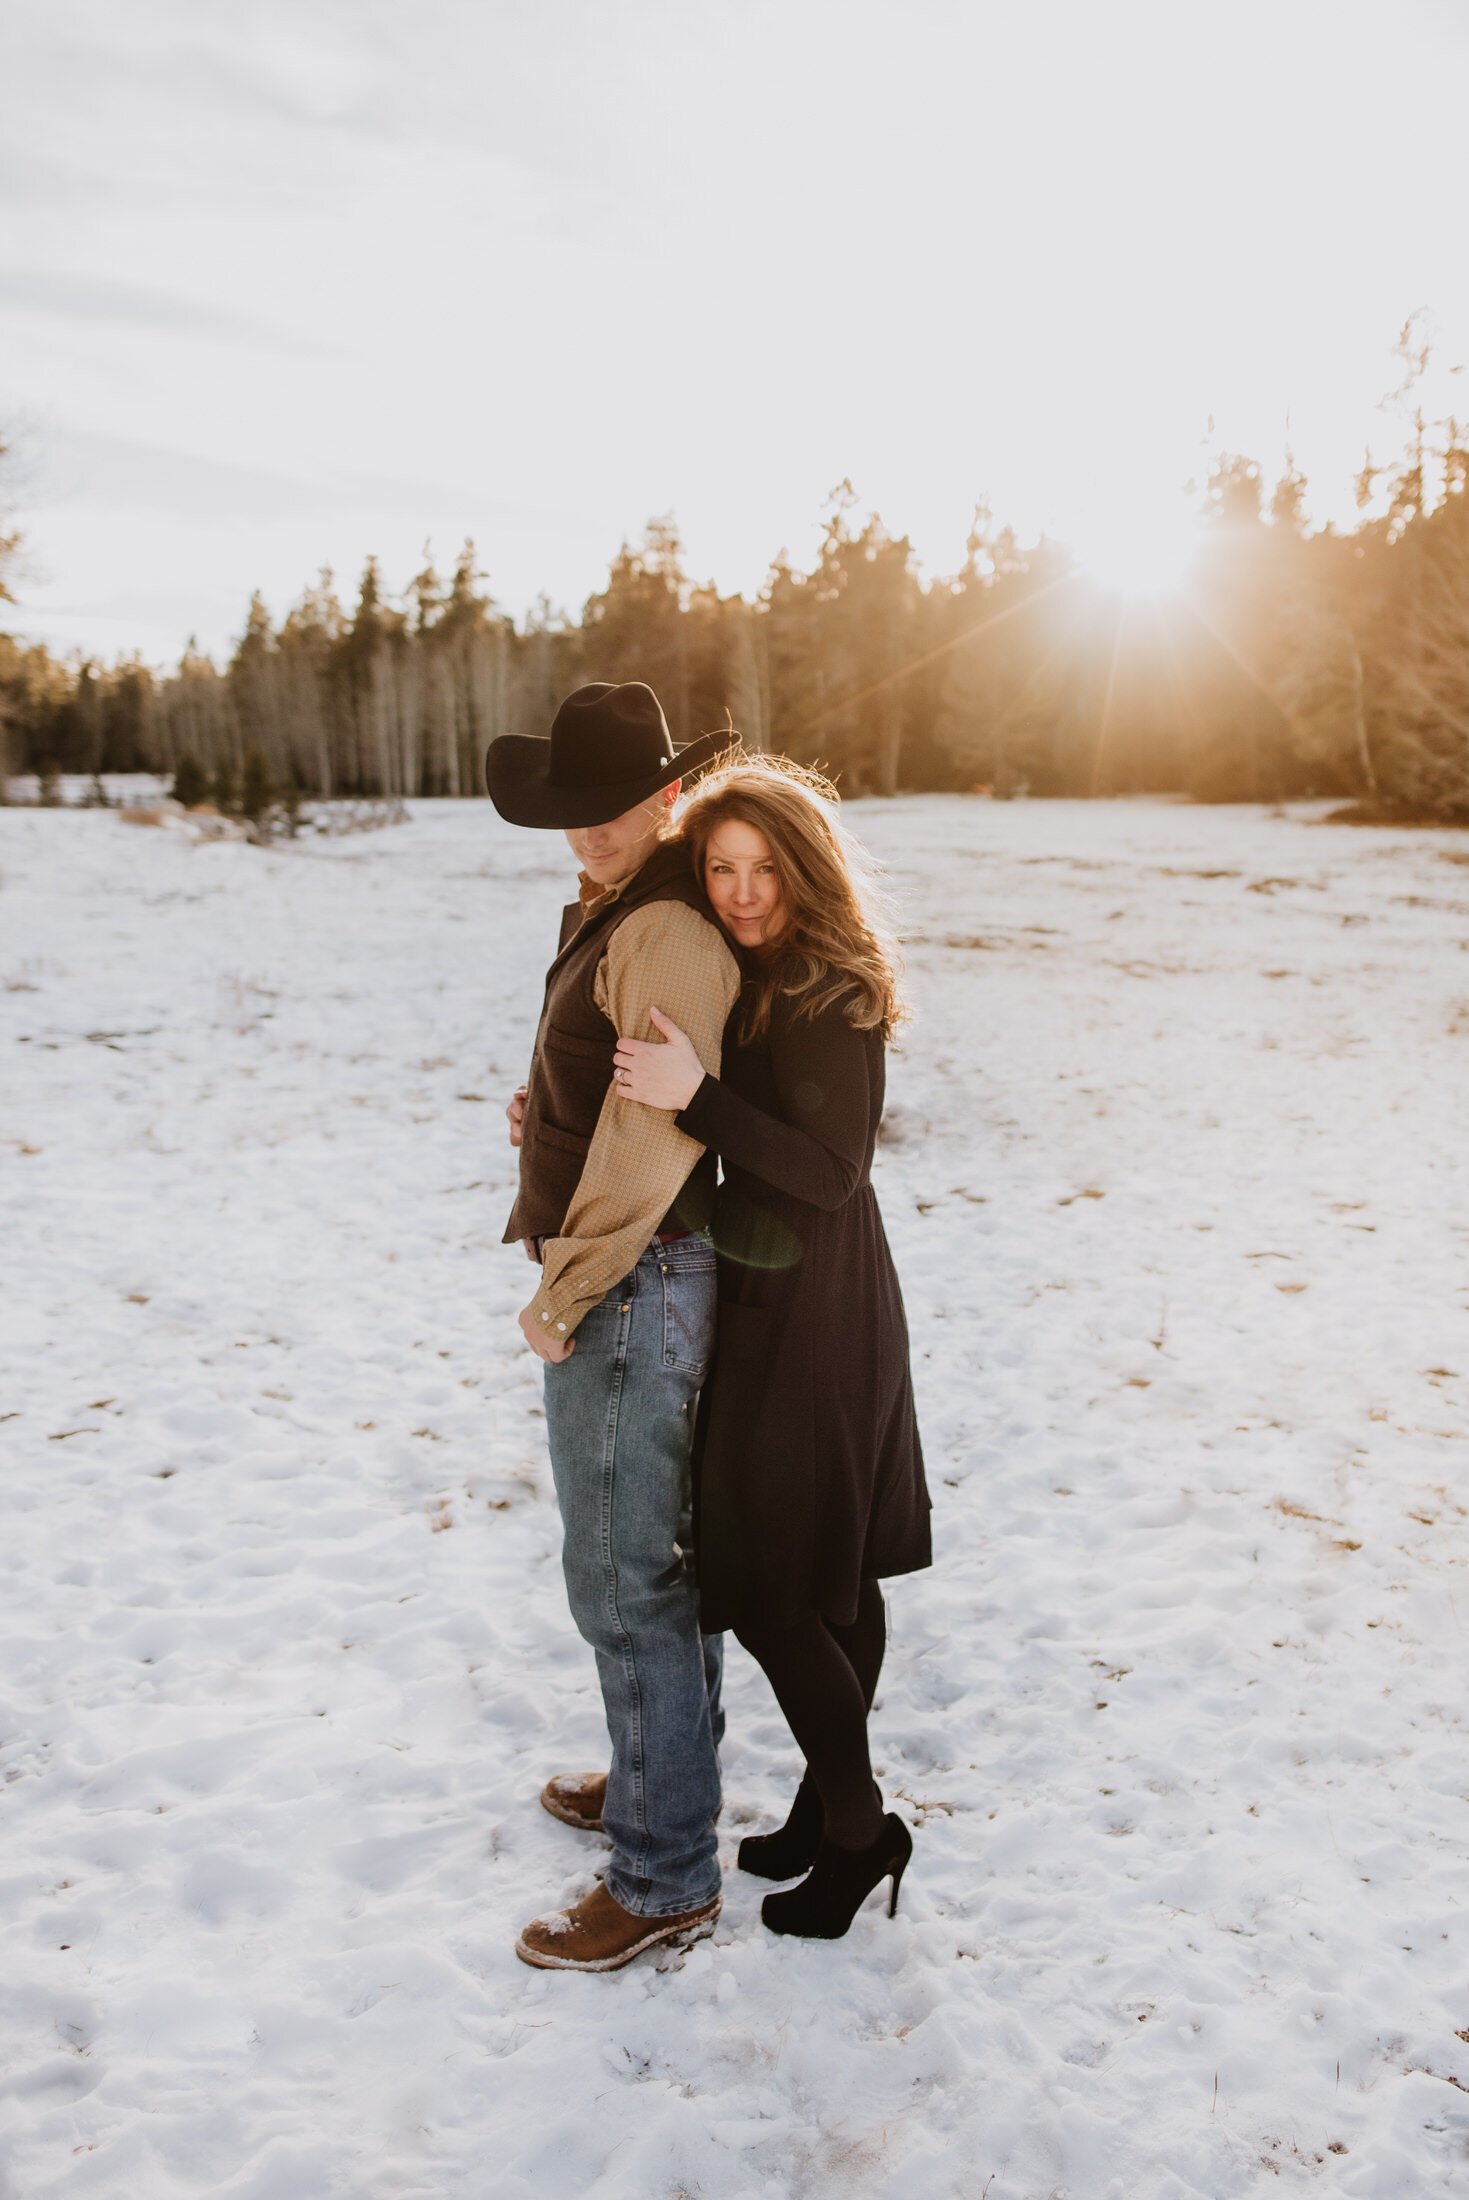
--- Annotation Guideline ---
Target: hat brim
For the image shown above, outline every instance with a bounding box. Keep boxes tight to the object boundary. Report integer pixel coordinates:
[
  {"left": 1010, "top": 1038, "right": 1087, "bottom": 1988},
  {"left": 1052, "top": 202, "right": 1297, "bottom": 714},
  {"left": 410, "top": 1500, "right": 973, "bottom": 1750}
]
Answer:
[{"left": 484, "top": 728, "right": 735, "bottom": 828}]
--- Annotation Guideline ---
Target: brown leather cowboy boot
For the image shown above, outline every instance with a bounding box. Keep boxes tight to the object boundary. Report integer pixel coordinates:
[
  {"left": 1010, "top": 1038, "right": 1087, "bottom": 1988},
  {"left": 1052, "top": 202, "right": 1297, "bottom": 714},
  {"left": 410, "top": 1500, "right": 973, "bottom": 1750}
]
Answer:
[
  {"left": 539, "top": 1771, "right": 607, "bottom": 1832},
  {"left": 515, "top": 1881, "right": 721, "bottom": 1972}
]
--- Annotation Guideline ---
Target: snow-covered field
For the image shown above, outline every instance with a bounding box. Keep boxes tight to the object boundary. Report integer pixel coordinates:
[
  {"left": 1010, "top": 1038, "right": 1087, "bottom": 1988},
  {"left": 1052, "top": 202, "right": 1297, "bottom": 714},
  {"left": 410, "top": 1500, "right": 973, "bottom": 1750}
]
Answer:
[{"left": 3, "top": 791, "right": 1467, "bottom": 2200}]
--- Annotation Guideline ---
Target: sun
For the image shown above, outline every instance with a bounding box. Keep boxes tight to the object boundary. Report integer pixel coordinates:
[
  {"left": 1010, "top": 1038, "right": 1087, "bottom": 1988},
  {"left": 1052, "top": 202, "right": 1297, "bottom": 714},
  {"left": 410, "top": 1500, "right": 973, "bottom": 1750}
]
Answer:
[{"left": 1063, "top": 498, "right": 1201, "bottom": 601}]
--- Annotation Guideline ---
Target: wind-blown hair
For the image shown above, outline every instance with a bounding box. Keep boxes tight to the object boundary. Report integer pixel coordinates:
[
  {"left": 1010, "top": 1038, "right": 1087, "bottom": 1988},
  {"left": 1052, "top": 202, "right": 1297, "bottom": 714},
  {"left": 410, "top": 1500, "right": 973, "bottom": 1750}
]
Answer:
[{"left": 677, "top": 752, "right": 908, "bottom": 1043}]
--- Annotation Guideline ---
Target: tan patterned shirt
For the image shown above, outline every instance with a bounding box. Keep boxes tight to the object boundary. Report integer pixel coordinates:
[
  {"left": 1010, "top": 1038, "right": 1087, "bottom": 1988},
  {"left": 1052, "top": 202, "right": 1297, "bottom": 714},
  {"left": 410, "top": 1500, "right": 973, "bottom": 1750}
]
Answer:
[{"left": 525, "top": 869, "right": 741, "bottom": 1339}]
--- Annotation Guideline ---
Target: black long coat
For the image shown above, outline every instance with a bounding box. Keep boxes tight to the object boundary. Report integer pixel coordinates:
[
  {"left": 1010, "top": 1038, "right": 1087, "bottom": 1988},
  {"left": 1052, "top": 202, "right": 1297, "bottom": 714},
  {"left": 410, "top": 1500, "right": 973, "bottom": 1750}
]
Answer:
[{"left": 674, "top": 978, "right": 932, "bottom": 1632}]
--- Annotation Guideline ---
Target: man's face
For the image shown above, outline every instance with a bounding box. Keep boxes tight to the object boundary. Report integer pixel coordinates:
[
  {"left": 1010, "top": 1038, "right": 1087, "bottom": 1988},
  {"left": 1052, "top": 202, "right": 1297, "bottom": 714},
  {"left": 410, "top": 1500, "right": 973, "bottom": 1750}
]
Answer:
[{"left": 563, "top": 782, "right": 680, "bottom": 884}]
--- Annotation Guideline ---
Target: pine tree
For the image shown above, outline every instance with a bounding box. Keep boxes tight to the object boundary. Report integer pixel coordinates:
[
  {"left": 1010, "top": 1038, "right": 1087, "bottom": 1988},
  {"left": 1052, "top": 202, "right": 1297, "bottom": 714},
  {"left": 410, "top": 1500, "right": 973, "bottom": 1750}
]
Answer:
[
  {"left": 1270, "top": 451, "right": 1308, "bottom": 534},
  {"left": 230, "top": 593, "right": 283, "bottom": 785},
  {"left": 0, "top": 430, "right": 21, "bottom": 611},
  {"left": 340, "top": 557, "right": 399, "bottom": 796},
  {"left": 101, "top": 657, "right": 155, "bottom": 773},
  {"left": 239, "top": 743, "right": 274, "bottom": 823},
  {"left": 432, "top": 540, "right": 507, "bottom": 796},
  {"left": 0, "top": 433, "right": 24, "bottom": 795},
  {"left": 171, "top": 751, "right": 208, "bottom": 808},
  {"left": 280, "top": 755, "right": 305, "bottom": 837},
  {"left": 277, "top": 571, "right": 345, "bottom": 797},
  {"left": 1359, "top": 459, "right": 1469, "bottom": 817}
]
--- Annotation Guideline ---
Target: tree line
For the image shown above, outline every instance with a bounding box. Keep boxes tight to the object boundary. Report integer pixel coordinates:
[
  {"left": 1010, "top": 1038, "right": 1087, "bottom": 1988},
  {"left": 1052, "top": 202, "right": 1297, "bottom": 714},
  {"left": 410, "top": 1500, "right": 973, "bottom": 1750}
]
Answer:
[{"left": 3, "top": 339, "right": 1467, "bottom": 820}]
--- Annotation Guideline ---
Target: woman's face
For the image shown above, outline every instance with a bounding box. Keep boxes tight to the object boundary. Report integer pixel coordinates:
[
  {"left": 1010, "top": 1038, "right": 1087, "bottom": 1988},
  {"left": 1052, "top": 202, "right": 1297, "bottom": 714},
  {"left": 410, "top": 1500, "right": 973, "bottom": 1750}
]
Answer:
[{"left": 703, "top": 818, "right": 787, "bottom": 949}]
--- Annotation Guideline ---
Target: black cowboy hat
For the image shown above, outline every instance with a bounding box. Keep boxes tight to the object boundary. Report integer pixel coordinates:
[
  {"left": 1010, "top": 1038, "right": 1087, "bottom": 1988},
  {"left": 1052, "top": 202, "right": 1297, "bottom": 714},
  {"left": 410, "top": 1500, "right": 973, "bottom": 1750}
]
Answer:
[{"left": 484, "top": 680, "right": 733, "bottom": 828}]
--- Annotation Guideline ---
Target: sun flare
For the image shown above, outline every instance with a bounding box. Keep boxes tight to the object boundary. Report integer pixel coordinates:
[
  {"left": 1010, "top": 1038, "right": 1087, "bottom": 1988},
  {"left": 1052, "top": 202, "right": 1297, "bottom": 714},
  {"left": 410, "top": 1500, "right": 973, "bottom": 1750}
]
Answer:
[{"left": 1065, "top": 503, "right": 1201, "bottom": 601}]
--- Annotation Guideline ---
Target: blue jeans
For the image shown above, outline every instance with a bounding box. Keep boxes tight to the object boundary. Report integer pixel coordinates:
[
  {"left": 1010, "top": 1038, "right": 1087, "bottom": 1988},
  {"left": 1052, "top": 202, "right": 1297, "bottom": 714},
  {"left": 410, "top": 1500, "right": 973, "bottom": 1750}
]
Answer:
[{"left": 543, "top": 1234, "right": 724, "bottom": 1915}]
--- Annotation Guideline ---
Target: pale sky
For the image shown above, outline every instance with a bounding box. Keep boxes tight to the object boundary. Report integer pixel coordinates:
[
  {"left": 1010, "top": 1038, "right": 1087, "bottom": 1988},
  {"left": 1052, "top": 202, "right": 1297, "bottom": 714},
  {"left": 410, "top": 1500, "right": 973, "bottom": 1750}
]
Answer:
[{"left": 4, "top": 0, "right": 1468, "bottom": 667}]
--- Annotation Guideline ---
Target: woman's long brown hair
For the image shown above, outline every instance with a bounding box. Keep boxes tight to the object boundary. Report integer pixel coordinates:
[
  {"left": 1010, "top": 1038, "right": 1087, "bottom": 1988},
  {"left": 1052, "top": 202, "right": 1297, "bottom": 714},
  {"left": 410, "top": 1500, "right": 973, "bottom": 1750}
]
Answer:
[{"left": 677, "top": 752, "right": 909, "bottom": 1042}]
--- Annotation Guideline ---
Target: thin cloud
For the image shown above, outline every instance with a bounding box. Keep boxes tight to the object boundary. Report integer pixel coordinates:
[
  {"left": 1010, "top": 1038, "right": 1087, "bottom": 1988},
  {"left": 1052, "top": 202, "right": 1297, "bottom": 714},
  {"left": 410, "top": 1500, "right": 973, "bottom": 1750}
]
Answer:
[
  {"left": 0, "top": 144, "right": 91, "bottom": 211},
  {"left": 41, "top": 427, "right": 535, "bottom": 532},
  {"left": 0, "top": 267, "right": 291, "bottom": 348},
  {"left": 46, "top": 429, "right": 337, "bottom": 523}
]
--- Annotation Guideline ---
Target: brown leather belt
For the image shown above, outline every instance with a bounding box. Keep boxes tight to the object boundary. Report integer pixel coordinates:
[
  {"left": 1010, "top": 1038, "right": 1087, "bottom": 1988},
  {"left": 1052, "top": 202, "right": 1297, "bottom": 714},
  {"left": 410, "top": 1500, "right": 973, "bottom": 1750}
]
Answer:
[{"left": 656, "top": 1225, "right": 692, "bottom": 1242}]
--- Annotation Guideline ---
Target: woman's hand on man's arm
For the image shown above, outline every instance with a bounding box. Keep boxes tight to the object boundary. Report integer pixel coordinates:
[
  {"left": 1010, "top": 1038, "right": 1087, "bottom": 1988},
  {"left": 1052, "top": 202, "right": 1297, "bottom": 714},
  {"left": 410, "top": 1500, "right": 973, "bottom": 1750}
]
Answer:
[{"left": 614, "top": 1005, "right": 706, "bottom": 1112}]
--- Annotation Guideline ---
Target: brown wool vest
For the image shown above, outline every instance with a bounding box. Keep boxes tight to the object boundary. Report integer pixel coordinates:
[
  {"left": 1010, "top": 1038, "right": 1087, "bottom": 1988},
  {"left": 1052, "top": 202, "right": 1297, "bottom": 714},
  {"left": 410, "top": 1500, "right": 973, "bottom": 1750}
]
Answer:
[{"left": 504, "top": 839, "right": 720, "bottom": 1247}]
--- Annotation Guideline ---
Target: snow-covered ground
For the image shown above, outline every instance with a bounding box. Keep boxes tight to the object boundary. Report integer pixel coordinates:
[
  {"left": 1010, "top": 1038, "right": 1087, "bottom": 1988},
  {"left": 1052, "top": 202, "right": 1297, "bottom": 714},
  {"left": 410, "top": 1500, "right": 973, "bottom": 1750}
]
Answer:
[{"left": 3, "top": 792, "right": 1467, "bottom": 2200}]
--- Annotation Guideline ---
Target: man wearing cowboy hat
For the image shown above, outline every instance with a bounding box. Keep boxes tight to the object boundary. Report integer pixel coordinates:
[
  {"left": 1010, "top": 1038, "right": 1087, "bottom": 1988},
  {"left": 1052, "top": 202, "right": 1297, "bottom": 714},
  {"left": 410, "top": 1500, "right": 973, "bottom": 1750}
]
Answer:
[{"left": 486, "top": 679, "right": 740, "bottom": 1971}]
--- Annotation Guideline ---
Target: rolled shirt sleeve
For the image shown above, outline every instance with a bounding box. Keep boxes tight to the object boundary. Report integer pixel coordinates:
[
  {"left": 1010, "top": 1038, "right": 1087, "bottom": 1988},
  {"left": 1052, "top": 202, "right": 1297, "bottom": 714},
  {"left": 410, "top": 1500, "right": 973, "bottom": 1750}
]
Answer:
[{"left": 525, "top": 899, "right": 740, "bottom": 1339}]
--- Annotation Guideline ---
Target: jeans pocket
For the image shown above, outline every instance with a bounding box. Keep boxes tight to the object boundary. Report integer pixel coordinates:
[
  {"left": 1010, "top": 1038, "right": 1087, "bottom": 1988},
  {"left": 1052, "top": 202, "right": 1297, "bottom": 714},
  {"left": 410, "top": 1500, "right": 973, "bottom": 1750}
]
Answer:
[{"left": 660, "top": 1255, "right": 716, "bottom": 1377}]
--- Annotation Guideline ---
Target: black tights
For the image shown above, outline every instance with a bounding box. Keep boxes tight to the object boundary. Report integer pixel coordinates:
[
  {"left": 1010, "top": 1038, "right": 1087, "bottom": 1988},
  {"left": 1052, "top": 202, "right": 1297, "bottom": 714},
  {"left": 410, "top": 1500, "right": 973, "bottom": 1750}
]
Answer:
[{"left": 734, "top": 1577, "right": 887, "bottom": 1849}]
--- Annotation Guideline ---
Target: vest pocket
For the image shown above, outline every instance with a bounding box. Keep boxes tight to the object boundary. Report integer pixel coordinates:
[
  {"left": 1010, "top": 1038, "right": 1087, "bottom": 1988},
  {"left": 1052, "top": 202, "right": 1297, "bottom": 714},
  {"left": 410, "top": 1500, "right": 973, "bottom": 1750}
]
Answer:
[
  {"left": 544, "top": 1023, "right": 613, "bottom": 1062},
  {"left": 534, "top": 1121, "right": 592, "bottom": 1159}
]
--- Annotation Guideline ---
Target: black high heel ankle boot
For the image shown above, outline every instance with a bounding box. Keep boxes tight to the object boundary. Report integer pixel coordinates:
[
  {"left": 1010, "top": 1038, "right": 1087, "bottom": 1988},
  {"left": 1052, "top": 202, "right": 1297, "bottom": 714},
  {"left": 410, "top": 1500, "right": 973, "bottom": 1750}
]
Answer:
[
  {"left": 760, "top": 1813, "right": 913, "bottom": 1939},
  {"left": 737, "top": 1776, "right": 824, "bottom": 1881},
  {"left": 737, "top": 1776, "right": 886, "bottom": 1881}
]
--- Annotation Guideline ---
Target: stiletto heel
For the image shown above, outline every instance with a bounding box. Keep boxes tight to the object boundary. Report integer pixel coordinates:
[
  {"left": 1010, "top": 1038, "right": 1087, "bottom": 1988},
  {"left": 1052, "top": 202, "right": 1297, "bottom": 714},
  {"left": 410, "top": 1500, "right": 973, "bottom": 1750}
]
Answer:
[{"left": 761, "top": 1813, "right": 913, "bottom": 1940}]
